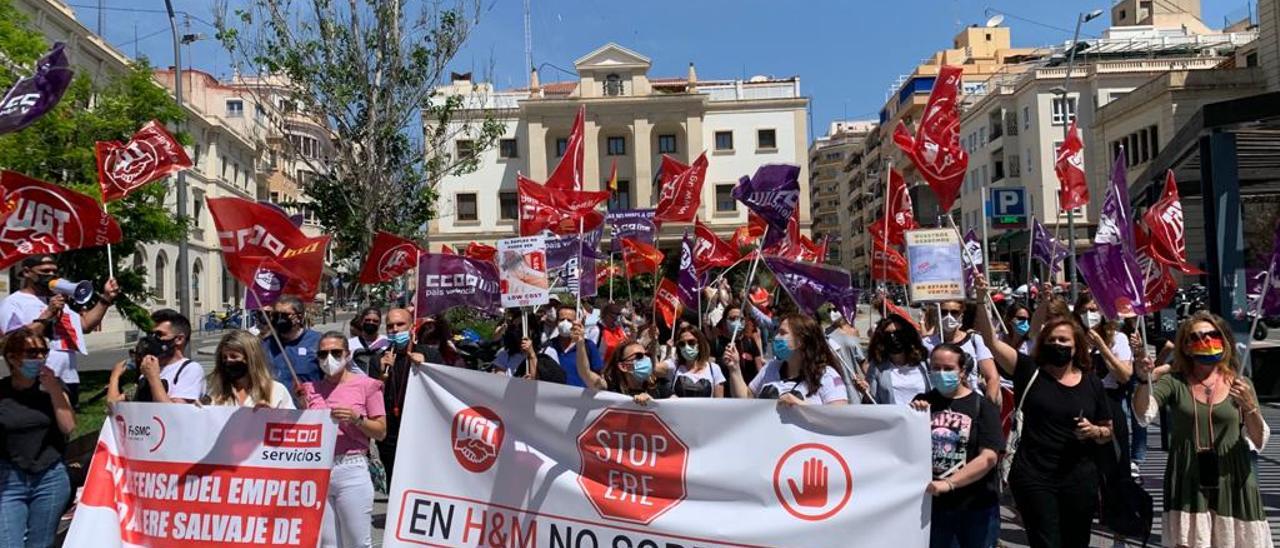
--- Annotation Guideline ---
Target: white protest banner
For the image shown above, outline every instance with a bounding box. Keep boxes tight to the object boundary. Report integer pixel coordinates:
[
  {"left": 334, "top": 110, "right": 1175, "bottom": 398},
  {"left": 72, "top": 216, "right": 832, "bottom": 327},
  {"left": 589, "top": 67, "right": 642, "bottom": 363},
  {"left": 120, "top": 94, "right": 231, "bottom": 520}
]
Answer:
[
  {"left": 383, "top": 366, "right": 931, "bottom": 547},
  {"left": 66, "top": 403, "right": 338, "bottom": 548},
  {"left": 904, "top": 228, "right": 966, "bottom": 303},
  {"left": 497, "top": 235, "right": 550, "bottom": 309}
]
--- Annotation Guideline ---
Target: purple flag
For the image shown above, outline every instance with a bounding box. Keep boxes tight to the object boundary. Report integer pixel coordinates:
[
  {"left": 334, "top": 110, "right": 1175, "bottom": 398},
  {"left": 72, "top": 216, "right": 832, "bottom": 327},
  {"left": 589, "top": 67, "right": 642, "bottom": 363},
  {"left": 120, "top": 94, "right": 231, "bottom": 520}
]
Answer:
[
  {"left": 1247, "top": 221, "right": 1280, "bottom": 315},
  {"left": 607, "top": 209, "right": 656, "bottom": 252},
  {"left": 244, "top": 265, "right": 287, "bottom": 308},
  {"left": 677, "top": 230, "right": 700, "bottom": 309},
  {"left": 0, "top": 43, "right": 73, "bottom": 135},
  {"left": 764, "top": 256, "right": 859, "bottom": 322},
  {"left": 546, "top": 234, "right": 599, "bottom": 297},
  {"left": 732, "top": 164, "right": 800, "bottom": 248},
  {"left": 962, "top": 228, "right": 983, "bottom": 289},
  {"left": 1078, "top": 244, "right": 1148, "bottom": 320},
  {"left": 1031, "top": 218, "right": 1069, "bottom": 274},
  {"left": 415, "top": 253, "right": 500, "bottom": 313},
  {"left": 1095, "top": 150, "right": 1137, "bottom": 255}
]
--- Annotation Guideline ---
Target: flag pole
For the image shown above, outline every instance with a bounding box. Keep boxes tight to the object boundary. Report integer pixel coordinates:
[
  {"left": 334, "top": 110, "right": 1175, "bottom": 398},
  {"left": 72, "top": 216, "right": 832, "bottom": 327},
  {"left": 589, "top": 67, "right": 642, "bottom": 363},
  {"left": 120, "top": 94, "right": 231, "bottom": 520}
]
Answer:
[
  {"left": 1245, "top": 262, "right": 1273, "bottom": 376},
  {"left": 1026, "top": 216, "right": 1036, "bottom": 309},
  {"left": 881, "top": 160, "right": 892, "bottom": 320},
  {"left": 577, "top": 216, "right": 584, "bottom": 317}
]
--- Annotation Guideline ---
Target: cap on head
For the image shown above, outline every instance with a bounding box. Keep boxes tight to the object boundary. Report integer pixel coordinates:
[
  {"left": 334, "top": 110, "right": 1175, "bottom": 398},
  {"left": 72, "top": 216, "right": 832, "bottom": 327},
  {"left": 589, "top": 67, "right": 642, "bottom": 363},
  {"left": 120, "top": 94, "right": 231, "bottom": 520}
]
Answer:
[{"left": 20, "top": 255, "right": 56, "bottom": 269}]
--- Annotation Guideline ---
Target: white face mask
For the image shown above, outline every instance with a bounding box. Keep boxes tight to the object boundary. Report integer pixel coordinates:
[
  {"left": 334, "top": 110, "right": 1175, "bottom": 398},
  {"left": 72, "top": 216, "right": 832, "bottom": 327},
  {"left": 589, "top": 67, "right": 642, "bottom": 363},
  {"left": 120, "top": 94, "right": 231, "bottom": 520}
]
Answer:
[
  {"left": 1085, "top": 311, "right": 1102, "bottom": 329},
  {"left": 322, "top": 354, "right": 346, "bottom": 376},
  {"left": 557, "top": 319, "right": 573, "bottom": 337},
  {"left": 941, "top": 314, "right": 962, "bottom": 334}
]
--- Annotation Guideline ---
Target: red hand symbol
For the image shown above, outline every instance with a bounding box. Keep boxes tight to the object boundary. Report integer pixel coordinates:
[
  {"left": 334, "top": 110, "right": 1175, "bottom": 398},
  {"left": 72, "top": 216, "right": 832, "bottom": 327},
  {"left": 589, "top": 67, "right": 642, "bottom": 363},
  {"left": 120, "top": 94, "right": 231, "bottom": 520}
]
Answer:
[{"left": 787, "top": 457, "right": 829, "bottom": 508}]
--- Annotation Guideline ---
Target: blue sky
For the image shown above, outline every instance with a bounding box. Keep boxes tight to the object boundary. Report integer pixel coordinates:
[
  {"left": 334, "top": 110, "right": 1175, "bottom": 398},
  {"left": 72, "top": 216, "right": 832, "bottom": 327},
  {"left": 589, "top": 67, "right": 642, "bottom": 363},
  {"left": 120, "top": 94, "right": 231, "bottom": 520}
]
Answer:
[{"left": 78, "top": 0, "right": 1248, "bottom": 141}]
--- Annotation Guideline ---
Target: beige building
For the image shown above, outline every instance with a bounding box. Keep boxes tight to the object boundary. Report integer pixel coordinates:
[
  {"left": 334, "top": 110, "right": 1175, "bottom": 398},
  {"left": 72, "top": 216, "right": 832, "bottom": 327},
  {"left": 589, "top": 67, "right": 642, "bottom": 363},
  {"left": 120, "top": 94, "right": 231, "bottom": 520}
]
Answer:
[
  {"left": 427, "top": 43, "right": 810, "bottom": 248},
  {"left": 808, "top": 121, "right": 874, "bottom": 268},
  {"left": 1263, "top": 0, "right": 1280, "bottom": 91}
]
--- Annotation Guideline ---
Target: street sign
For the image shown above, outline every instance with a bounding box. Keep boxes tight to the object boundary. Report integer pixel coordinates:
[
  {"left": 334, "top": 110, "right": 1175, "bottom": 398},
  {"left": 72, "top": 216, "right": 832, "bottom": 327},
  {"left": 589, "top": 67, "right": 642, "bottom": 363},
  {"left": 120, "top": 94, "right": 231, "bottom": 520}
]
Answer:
[{"left": 990, "top": 187, "right": 1027, "bottom": 229}]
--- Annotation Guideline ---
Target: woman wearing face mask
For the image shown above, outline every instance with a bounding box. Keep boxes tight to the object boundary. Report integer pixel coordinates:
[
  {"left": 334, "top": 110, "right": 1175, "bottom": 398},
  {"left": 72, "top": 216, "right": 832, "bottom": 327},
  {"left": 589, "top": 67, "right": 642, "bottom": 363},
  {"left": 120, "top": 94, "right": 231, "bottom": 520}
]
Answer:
[
  {"left": 297, "top": 332, "right": 387, "bottom": 548},
  {"left": 1002, "top": 303, "right": 1033, "bottom": 355},
  {"left": 664, "top": 326, "right": 724, "bottom": 398},
  {"left": 722, "top": 314, "right": 849, "bottom": 407},
  {"left": 923, "top": 301, "right": 1003, "bottom": 407},
  {"left": 576, "top": 324, "right": 666, "bottom": 405},
  {"left": 0, "top": 328, "right": 73, "bottom": 548},
  {"left": 348, "top": 308, "right": 386, "bottom": 375},
  {"left": 858, "top": 314, "right": 930, "bottom": 405},
  {"left": 1073, "top": 292, "right": 1135, "bottom": 478},
  {"left": 974, "top": 274, "right": 1113, "bottom": 548},
  {"left": 1133, "top": 312, "right": 1271, "bottom": 547},
  {"left": 205, "top": 330, "right": 295, "bottom": 408},
  {"left": 415, "top": 314, "right": 463, "bottom": 367},
  {"left": 909, "top": 343, "right": 1003, "bottom": 548}
]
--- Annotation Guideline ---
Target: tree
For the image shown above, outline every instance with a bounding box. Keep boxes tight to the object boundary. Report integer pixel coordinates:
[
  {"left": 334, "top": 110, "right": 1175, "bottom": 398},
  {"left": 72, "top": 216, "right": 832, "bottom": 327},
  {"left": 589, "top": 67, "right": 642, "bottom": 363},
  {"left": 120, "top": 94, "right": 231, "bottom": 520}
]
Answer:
[
  {"left": 216, "top": 0, "right": 504, "bottom": 265},
  {"left": 0, "top": 0, "right": 189, "bottom": 327}
]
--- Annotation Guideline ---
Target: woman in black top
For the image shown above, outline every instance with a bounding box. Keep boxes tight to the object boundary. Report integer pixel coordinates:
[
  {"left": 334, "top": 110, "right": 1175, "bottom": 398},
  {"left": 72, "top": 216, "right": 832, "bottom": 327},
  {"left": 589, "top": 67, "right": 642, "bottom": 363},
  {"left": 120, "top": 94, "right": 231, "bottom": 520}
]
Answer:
[
  {"left": 974, "top": 275, "right": 1114, "bottom": 548},
  {"left": 575, "top": 322, "right": 665, "bottom": 405},
  {"left": 910, "top": 343, "right": 1003, "bottom": 548},
  {"left": 0, "top": 327, "right": 74, "bottom": 548}
]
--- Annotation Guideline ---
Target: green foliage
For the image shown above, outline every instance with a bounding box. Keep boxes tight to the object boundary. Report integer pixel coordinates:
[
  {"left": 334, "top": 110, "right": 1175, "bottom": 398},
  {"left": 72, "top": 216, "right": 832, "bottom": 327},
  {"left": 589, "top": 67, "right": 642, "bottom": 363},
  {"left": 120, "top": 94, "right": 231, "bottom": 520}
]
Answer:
[
  {"left": 217, "top": 0, "right": 504, "bottom": 265},
  {"left": 0, "top": 5, "right": 189, "bottom": 328}
]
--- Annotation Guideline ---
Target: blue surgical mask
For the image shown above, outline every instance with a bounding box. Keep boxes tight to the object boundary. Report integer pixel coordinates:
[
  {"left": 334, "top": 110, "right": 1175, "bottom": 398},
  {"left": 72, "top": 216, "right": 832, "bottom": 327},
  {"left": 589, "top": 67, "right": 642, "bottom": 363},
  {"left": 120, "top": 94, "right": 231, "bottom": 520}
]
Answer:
[
  {"left": 929, "top": 370, "right": 961, "bottom": 395},
  {"left": 630, "top": 357, "right": 653, "bottom": 382},
  {"left": 772, "top": 337, "right": 793, "bottom": 361},
  {"left": 1014, "top": 319, "right": 1030, "bottom": 336},
  {"left": 680, "top": 344, "right": 699, "bottom": 362},
  {"left": 389, "top": 331, "right": 411, "bottom": 348},
  {"left": 19, "top": 358, "right": 42, "bottom": 379},
  {"left": 727, "top": 319, "right": 744, "bottom": 333}
]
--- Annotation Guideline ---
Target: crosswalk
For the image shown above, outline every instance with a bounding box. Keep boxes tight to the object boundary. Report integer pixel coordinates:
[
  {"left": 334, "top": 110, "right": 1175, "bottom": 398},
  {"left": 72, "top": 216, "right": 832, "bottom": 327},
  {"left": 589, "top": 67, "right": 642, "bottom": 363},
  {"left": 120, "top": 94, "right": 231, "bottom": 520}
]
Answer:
[{"left": 1000, "top": 404, "right": 1280, "bottom": 547}]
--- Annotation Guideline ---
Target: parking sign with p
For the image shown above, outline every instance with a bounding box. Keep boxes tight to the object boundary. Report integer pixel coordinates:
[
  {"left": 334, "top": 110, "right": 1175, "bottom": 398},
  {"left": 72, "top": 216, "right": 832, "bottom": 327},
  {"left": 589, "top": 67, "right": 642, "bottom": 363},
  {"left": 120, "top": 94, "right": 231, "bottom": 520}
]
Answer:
[{"left": 990, "top": 187, "right": 1027, "bottom": 229}]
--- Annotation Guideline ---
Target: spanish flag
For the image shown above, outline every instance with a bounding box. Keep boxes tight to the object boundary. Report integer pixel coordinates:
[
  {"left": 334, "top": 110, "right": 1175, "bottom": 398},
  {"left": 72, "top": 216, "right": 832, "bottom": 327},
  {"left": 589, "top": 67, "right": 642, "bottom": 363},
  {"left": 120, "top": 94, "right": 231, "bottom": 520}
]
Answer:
[{"left": 606, "top": 159, "right": 618, "bottom": 192}]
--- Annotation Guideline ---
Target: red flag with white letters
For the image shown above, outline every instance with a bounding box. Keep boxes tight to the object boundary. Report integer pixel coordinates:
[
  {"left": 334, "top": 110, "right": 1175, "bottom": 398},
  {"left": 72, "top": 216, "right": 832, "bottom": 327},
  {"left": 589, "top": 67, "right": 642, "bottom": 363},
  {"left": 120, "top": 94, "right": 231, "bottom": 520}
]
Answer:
[
  {"left": 870, "top": 169, "right": 918, "bottom": 247},
  {"left": 546, "top": 106, "right": 585, "bottom": 192},
  {"left": 893, "top": 65, "right": 968, "bottom": 212},
  {"left": 0, "top": 171, "right": 123, "bottom": 269},
  {"left": 871, "top": 239, "right": 910, "bottom": 285},
  {"left": 621, "top": 237, "right": 664, "bottom": 276},
  {"left": 464, "top": 241, "right": 497, "bottom": 262},
  {"left": 655, "top": 152, "right": 707, "bottom": 223},
  {"left": 692, "top": 220, "right": 739, "bottom": 272},
  {"left": 654, "top": 278, "right": 681, "bottom": 329},
  {"left": 517, "top": 175, "right": 608, "bottom": 236},
  {"left": 1142, "top": 170, "right": 1203, "bottom": 275},
  {"left": 657, "top": 155, "right": 690, "bottom": 188},
  {"left": 208, "top": 197, "right": 330, "bottom": 298},
  {"left": 358, "top": 231, "right": 421, "bottom": 284},
  {"left": 1054, "top": 121, "right": 1089, "bottom": 211},
  {"left": 96, "top": 120, "right": 193, "bottom": 202}
]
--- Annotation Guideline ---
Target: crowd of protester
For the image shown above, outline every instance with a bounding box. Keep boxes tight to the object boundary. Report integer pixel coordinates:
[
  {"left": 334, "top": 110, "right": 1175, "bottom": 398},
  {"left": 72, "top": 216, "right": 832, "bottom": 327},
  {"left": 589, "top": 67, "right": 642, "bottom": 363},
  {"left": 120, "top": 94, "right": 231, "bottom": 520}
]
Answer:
[{"left": 0, "top": 251, "right": 1273, "bottom": 548}]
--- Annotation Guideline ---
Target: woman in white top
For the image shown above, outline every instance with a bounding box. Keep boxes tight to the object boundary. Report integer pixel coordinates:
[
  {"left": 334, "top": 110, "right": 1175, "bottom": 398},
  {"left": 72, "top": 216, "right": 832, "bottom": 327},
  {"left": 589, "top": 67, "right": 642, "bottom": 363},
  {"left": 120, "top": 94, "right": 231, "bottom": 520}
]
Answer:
[
  {"left": 1073, "top": 291, "right": 1135, "bottom": 480},
  {"left": 722, "top": 314, "right": 849, "bottom": 407},
  {"left": 204, "top": 330, "right": 295, "bottom": 408},
  {"left": 665, "top": 326, "right": 724, "bottom": 398},
  {"left": 856, "top": 313, "right": 931, "bottom": 405},
  {"left": 922, "top": 300, "right": 1003, "bottom": 407}
]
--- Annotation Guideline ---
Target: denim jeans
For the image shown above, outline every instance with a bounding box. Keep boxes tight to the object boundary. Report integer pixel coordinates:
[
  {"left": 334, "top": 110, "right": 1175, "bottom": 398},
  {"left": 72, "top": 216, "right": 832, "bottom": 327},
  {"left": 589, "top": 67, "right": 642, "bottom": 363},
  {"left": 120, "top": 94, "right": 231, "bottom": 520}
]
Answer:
[
  {"left": 0, "top": 460, "right": 71, "bottom": 548},
  {"left": 1124, "top": 392, "right": 1148, "bottom": 463},
  {"left": 930, "top": 504, "right": 999, "bottom": 548}
]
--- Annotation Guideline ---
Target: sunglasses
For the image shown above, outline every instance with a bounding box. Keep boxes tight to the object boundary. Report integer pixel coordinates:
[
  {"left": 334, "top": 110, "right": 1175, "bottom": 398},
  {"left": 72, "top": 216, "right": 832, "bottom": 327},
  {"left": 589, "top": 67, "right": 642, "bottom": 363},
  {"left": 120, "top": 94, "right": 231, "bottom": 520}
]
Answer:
[
  {"left": 678, "top": 340, "right": 698, "bottom": 349},
  {"left": 24, "top": 348, "right": 49, "bottom": 358},
  {"left": 620, "top": 352, "right": 648, "bottom": 363},
  {"left": 316, "top": 349, "right": 346, "bottom": 359},
  {"left": 1188, "top": 330, "right": 1222, "bottom": 342},
  {"left": 940, "top": 309, "right": 963, "bottom": 318}
]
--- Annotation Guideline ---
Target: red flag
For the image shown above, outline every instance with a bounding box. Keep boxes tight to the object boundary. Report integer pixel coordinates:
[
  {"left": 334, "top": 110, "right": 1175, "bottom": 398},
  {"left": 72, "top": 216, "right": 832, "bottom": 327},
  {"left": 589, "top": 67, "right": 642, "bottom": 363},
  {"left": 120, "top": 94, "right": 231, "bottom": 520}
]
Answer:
[
  {"left": 748, "top": 210, "right": 767, "bottom": 238},
  {"left": 881, "top": 297, "right": 922, "bottom": 332},
  {"left": 764, "top": 209, "right": 822, "bottom": 262},
  {"left": 621, "top": 237, "right": 663, "bottom": 276},
  {"left": 655, "top": 152, "right": 708, "bottom": 223},
  {"left": 358, "top": 231, "right": 421, "bottom": 284},
  {"left": 893, "top": 65, "right": 968, "bottom": 212},
  {"left": 1143, "top": 170, "right": 1203, "bottom": 275},
  {"left": 464, "top": 242, "right": 497, "bottom": 262},
  {"left": 1054, "top": 121, "right": 1089, "bottom": 211},
  {"left": 692, "top": 220, "right": 739, "bottom": 272},
  {"left": 815, "top": 235, "right": 830, "bottom": 262},
  {"left": 654, "top": 278, "right": 681, "bottom": 329},
  {"left": 871, "top": 239, "right": 910, "bottom": 285},
  {"left": 1135, "top": 223, "right": 1181, "bottom": 310},
  {"left": 95, "top": 120, "right": 193, "bottom": 203},
  {"left": 596, "top": 262, "right": 621, "bottom": 286},
  {"left": 517, "top": 175, "right": 608, "bottom": 235},
  {"left": 439, "top": 244, "right": 455, "bottom": 255},
  {"left": 658, "top": 155, "right": 690, "bottom": 188},
  {"left": 872, "top": 169, "right": 918, "bottom": 247},
  {"left": 0, "top": 171, "right": 123, "bottom": 269},
  {"left": 546, "top": 105, "right": 585, "bottom": 191},
  {"left": 208, "top": 197, "right": 330, "bottom": 299}
]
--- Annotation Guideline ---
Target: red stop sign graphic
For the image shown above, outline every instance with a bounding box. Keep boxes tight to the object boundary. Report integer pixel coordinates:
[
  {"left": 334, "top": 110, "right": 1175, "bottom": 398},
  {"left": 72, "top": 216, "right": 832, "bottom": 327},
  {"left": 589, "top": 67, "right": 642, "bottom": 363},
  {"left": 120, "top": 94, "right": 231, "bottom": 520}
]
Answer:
[{"left": 576, "top": 409, "right": 688, "bottom": 525}]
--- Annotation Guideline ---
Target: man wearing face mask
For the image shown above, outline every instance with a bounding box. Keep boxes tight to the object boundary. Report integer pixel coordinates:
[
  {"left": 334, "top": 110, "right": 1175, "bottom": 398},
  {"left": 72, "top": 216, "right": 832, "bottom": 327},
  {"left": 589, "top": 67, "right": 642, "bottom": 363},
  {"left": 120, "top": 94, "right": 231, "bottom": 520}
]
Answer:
[
  {"left": 374, "top": 308, "right": 438, "bottom": 480},
  {"left": 551, "top": 305, "right": 602, "bottom": 387},
  {"left": 261, "top": 295, "right": 323, "bottom": 392},
  {"left": 0, "top": 254, "right": 120, "bottom": 407},
  {"left": 492, "top": 322, "right": 567, "bottom": 383},
  {"left": 107, "top": 309, "right": 203, "bottom": 404}
]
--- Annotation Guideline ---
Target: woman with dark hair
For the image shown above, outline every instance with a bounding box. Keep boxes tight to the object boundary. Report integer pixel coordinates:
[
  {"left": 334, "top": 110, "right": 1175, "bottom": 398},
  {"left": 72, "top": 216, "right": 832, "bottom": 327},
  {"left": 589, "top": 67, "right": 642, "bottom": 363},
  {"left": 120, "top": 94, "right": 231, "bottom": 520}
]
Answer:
[
  {"left": 722, "top": 314, "right": 849, "bottom": 407},
  {"left": 348, "top": 307, "right": 386, "bottom": 375},
  {"left": 0, "top": 328, "right": 72, "bottom": 548},
  {"left": 575, "top": 322, "right": 666, "bottom": 405},
  {"left": 414, "top": 313, "right": 462, "bottom": 367},
  {"left": 1074, "top": 291, "right": 1137, "bottom": 496},
  {"left": 858, "top": 314, "right": 930, "bottom": 405},
  {"left": 664, "top": 326, "right": 724, "bottom": 398},
  {"left": 1134, "top": 311, "right": 1271, "bottom": 547},
  {"left": 1002, "top": 302, "right": 1033, "bottom": 355},
  {"left": 974, "top": 274, "right": 1113, "bottom": 548}
]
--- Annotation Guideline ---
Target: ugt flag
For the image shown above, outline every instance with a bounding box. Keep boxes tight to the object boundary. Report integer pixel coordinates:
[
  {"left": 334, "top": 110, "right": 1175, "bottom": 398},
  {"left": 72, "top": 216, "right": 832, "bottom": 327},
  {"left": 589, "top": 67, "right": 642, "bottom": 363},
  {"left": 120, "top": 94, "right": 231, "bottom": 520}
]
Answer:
[
  {"left": 654, "top": 152, "right": 708, "bottom": 223},
  {"left": 1142, "top": 170, "right": 1203, "bottom": 275},
  {"left": 0, "top": 42, "right": 73, "bottom": 135},
  {"left": 358, "top": 231, "right": 421, "bottom": 284},
  {"left": 545, "top": 106, "right": 585, "bottom": 192},
  {"left": 1054, "top": 121, "right": 1089, "bottom": 211},
  {"left": 893, "top": 65, "right": 968, "bottom": 212},
  {"left": 0, "top": 171, "right": 123, "bottom": 269},
  {"left": 96, "top": 120, "right": 193, "bottom": 202}
]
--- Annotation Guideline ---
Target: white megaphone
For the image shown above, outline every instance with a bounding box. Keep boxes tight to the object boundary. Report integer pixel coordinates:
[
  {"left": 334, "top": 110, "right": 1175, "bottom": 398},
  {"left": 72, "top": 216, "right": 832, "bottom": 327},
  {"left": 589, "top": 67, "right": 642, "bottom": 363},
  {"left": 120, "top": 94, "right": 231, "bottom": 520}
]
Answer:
[{"left": 48, "top": 278, "right": 95, "bottom": 306}]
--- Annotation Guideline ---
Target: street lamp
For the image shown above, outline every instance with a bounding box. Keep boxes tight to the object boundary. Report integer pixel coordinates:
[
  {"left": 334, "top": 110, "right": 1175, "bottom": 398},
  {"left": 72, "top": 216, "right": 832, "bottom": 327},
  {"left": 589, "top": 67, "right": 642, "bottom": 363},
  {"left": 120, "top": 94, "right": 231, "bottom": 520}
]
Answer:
[
  {"left": 1058, "top": 8, "right": 1104, "bottom": 303},
  {"left": 163, "top": 0, "right": 191, "bottom": 320}
]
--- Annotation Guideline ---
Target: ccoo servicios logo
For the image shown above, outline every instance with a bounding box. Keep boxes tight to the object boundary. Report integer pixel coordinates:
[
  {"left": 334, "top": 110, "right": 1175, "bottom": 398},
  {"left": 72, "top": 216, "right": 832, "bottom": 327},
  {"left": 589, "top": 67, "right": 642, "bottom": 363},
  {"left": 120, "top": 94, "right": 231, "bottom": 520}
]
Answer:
[{"left": 260, "top": 422, "right": 325, "bottom": 464}]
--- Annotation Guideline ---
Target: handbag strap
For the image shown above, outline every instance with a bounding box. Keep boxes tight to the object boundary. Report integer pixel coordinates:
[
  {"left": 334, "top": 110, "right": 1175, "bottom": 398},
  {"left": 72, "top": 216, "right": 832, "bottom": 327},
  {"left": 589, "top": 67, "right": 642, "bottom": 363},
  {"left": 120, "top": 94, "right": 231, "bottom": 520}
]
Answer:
[{"left": 1016, "top": 366, "right": 1040, "bottom": 414}]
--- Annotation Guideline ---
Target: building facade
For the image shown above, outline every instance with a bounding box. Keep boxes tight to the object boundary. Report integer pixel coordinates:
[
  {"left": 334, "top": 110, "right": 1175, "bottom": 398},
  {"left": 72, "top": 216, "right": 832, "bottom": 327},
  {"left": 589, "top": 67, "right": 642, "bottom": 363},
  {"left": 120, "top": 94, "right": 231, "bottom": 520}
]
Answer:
[
  {"left": 427, "top": 43, "right": 810, "bottom": 249},
  {"left": 808, "top": 121, "right": 873, "bottom": 268}
]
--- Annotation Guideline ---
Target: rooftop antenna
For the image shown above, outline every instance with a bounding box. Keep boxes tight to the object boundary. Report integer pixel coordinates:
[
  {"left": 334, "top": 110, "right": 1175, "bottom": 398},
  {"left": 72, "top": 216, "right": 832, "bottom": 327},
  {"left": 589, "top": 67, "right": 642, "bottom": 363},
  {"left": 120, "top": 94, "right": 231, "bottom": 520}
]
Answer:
[
  {"left": 985, "top": 13, "right": 1004, "bottom": 27},
  {"left": 97, "top": 0, "right": 104, "bottom": 35},
  {"left": 523, "top": 0, "right": 532, "bottom": 86}
]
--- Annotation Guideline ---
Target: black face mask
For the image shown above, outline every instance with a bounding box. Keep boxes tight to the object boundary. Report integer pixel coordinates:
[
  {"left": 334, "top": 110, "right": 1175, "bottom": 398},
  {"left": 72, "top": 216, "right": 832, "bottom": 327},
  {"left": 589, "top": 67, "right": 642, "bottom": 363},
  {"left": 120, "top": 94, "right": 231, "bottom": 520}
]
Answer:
[
  {"left": 361, "top": 322, "right": 379, "bottom": 336},
  {"left": 502, "top": 329, "right": 524, "bottom": 355},
  {"left": 222, "top": 360, "right": 249, "bottom": 380},
  {"left": 1041, "top": 343, "right": 1074, "bottom": 367},
  {"left": 882, "top": 331, "right": 907, "bottom": 354},
  {"left": 138, "top": 334, "right": 176, "bottom": 361},
  {"left": 32, "top": 273, "right": 55, "bottom": 294},
  {"left": 271, "top": 313, "right": 296, "bottom": 334}
]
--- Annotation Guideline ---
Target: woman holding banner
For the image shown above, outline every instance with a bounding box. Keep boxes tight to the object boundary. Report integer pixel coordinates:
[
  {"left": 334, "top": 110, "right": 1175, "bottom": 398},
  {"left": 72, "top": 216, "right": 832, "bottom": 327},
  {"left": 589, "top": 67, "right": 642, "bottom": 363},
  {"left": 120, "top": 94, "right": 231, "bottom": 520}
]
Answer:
[
  {"left": 575, "top": 323, "right": 666, "bottom": 404},
  {"left": 722, "top": 314, "right": 849, "bottom": 406},
  {"left": 0, "top": 327, "right": 72, "bottom": 548},
  {"left": 1134, "top": 312, "right": 1272, "bottom": 548},
  {"left": 859, "top": 314, "right": 930, "bottom": 405},
  {"left": 664, "top": 326, "right": 725, "bottom": 398},
  {"left": 298, "top": 332, "right": 387, "bottom": 548},
  {"left": 974, "top": 274, "right": 1113, "bottom": 548},
  {"left": 204, "top": 330, "right": 295, "bottom": 408}
]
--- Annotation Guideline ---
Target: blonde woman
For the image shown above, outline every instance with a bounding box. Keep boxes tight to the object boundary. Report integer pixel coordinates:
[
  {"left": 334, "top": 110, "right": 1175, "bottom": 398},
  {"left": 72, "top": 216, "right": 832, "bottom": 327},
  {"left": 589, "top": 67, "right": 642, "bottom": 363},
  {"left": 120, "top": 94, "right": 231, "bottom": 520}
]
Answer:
[
  {"left": 205, "top": 330, "right": 295, "bottom": 408},
  {"left": 1135, "top": 311, "right": 1271, "bottom": 547}
]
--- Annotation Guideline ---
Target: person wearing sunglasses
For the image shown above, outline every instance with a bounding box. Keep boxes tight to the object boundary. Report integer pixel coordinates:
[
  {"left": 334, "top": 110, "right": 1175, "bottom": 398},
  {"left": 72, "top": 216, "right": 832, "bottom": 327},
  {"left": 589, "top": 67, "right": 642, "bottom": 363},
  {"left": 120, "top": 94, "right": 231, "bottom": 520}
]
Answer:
[
  {"left": 108, "top": 309, "right": 203, "bottom": 404},
  {"left": 1133, "top": 311, "right": 1271, "bottom": 547},
  {"left": 262, "top": 295, "right": 323, "bottom": 392},
  {"left": 859, "top": 313, "right": 930, "bottom": 405},
  {"left": 575, "top": 322, "right": 666, "bottom": 405},
  {"left": 0, "top": 328, "right": 73, "bottom": 548},
  {"left": 204, "top": 330, "right": 294, "bottom": 408},
  {"left": 922, "top": 300, "right": 1002, "bottom": 408},
  {"left": 664, "top": 326, "right": 724, "bottom": 398},
  {"left": 298, "top": 332, "right": 387, "bottom": 548}
]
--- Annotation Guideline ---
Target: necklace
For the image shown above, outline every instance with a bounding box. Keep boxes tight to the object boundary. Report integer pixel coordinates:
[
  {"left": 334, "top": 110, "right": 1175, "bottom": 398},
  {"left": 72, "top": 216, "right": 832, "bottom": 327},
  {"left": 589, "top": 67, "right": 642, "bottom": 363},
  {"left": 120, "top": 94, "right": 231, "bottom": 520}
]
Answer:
[{"left": 1192, "top": 371, "right": 1218, "bottom": 402}]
